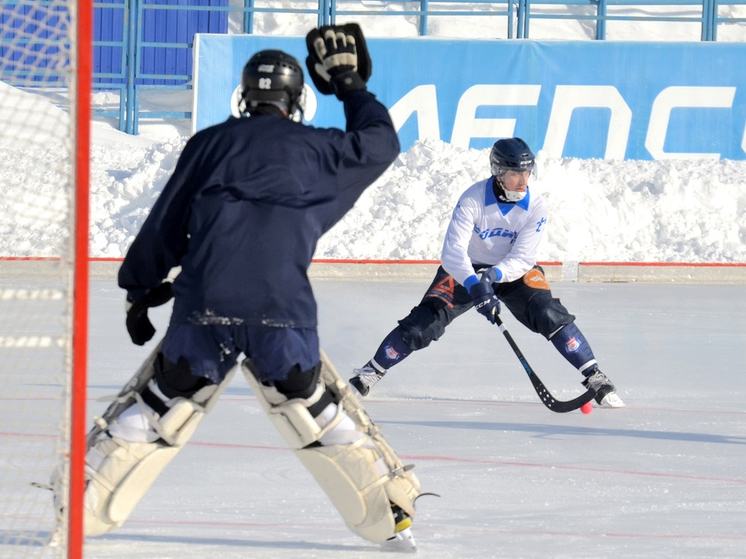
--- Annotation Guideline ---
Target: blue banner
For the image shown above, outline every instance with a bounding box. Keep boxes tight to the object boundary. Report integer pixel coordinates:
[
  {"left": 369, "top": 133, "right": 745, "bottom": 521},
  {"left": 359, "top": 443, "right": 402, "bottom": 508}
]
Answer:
[{"left": 193, "top": 35, "right": 746, "bottom": 160}]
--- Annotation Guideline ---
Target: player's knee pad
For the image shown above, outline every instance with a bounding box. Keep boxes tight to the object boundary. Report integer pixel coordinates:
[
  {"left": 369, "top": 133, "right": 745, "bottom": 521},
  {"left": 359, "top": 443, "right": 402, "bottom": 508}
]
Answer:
[
  {"left": 398, "top": 304, "right": 447, "bottom": 350},
  {"left": 83, "top": 352, "right": 236, "bottom": 536},
  {"left": 242, "top": 354, "right": 420, "bottom": 544},
  {"left": 522, "top": 292, "right": 575, "bottom": 339}
]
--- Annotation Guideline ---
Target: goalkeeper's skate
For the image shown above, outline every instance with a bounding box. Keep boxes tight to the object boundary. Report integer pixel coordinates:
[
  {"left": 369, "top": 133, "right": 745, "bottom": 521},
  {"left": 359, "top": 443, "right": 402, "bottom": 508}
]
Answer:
[
  {"left": 244, "top": 350, "right": 421, "bottom": 549},
  {"left": 382, "top": 504, "right": 417, "bottom": 552}
]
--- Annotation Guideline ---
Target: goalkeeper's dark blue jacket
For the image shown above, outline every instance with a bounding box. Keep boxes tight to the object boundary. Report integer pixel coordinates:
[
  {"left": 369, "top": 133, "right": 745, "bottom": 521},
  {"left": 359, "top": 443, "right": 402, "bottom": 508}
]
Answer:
[{"left": 118, "top": 90, "right": 399, "bottom": 329}]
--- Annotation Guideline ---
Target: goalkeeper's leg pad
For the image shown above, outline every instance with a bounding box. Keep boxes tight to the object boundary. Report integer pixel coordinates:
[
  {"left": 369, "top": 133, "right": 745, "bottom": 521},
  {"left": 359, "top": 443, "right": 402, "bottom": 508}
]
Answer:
[
  {"left": 241, "top": 353, "right": 420, "bottom": 545},
  {"left": 83, "top": 365, "right": 236, "bottom": 536},
  {"left": 86, "top": 341, "right": 164, "bottom": 448}
]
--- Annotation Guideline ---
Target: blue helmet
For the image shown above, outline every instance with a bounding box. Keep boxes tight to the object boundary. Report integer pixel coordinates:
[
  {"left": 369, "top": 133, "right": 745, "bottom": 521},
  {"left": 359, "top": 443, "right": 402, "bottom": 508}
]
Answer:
[{"left": 490, "top": 137, "right": 535, "bottom": 177}]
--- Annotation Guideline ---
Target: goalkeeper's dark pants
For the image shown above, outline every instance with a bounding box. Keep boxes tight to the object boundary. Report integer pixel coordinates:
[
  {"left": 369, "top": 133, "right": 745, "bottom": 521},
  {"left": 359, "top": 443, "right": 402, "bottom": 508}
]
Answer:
[{"left": 158, "top": 322, "right": 321, "bottom": 394}]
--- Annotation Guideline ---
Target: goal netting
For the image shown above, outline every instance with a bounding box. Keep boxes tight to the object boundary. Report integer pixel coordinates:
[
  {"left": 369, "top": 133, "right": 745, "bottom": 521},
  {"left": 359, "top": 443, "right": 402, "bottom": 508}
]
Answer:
[{"left": 0, "top": 0, "right": 89, "bottom": 557}]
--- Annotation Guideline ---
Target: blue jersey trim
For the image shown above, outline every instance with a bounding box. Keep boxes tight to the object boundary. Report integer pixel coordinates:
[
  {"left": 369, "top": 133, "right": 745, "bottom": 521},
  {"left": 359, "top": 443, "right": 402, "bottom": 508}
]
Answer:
[{"left": 485, "top": 177, "right": 499, "bottom": 206}]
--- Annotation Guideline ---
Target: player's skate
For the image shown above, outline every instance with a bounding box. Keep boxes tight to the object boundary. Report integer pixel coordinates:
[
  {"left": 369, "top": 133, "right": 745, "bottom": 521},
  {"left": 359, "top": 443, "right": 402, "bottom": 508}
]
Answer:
[
  {"left": 349, "top": 362, "right": 385, "bottom": 396},
  {"left": 582, "top": 369, "right": 625, "bottom": 407}
]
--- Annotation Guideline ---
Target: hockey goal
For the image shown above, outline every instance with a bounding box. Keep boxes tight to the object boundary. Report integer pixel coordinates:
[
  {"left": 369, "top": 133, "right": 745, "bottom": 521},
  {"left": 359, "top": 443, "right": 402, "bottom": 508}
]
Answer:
[{"left": 0, "top": 1, "right": 91, "bottom": 558}]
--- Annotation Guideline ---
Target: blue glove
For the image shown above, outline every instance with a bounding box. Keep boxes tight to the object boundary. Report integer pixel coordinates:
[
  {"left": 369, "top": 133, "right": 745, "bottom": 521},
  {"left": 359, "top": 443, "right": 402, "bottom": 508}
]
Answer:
[{"left": 468, "top": 280, "right": 500, "bottom": 324}]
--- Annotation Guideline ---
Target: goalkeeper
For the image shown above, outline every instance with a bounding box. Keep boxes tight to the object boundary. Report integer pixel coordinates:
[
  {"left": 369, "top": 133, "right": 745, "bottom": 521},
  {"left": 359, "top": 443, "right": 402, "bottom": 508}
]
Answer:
[{"left": 75, "top": 24, "right": 421, "bottom": 551}]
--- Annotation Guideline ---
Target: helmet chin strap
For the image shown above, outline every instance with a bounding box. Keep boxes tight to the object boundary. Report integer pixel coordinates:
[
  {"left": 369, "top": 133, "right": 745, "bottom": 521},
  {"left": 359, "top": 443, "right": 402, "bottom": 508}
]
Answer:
[
  {"left": 503, "top": 189, "right": 527, "bottom": 202},
  {"left": 494, "top": 177, "right": 527, "bottom": 203}
]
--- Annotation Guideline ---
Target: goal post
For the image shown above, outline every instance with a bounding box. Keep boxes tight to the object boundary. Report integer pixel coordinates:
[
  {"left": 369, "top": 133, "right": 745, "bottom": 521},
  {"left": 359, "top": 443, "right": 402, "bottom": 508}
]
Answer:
[
  {"left": 0, "top": 0, "right": 91, "bottom": 557},
  {"left": 71, "top": 0, "right": 92, "bottom": 556}
]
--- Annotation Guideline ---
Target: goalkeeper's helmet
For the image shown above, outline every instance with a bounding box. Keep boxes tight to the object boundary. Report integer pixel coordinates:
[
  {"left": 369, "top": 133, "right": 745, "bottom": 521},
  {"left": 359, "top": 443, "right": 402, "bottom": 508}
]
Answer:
[
  {"left": 240, "top": 50, "right": 305, "bottom": 119},
  {"left": 490, "top": 137, "right": 535, "bottom": 177}
]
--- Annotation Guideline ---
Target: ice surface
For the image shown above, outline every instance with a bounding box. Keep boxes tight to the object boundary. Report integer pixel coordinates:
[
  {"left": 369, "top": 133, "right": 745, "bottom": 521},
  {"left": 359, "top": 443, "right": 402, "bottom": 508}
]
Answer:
[{"left": 73, "top": 278, "right": 746, "bottom": 559}]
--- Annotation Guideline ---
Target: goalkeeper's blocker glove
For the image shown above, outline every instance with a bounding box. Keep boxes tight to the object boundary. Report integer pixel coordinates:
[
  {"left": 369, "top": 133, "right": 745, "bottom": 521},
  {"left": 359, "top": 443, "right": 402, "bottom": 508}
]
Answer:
[
  {"left": 125, "top": 281, "right": 174, "bottom": 345},
  {"left": 305, "top": 23, "right": 371, "bottom": 99}
]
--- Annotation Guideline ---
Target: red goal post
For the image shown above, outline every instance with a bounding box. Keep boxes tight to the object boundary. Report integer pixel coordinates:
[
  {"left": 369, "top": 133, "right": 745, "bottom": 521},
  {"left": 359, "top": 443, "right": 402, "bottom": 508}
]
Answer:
[{"left": 0, "top": 1, "right": 91, "bottom": 558}]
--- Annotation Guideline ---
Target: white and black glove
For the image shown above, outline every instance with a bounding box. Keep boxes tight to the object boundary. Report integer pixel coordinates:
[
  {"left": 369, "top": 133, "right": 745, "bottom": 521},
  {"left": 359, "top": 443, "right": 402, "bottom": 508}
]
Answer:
[
  {"left": 480, "top": 266, "right": 502, "bottom": 284},
  {"left": 125, "top": 282, "right": 173, "bottom": 345},
  {"left": 469, "top": 280, "right": 501, "bottom": 324},
  {"left": 305, "top": 23, "right": 371, "bottom": 99}
]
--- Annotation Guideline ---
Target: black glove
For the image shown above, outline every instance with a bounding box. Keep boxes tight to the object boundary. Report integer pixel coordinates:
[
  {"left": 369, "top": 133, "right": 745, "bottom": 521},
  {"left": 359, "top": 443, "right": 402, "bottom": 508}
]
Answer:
[
  {"left": 305, "top": 23, "right": 371, "bottom": 99},
  {"left": 125, "top": 282, "right": 174, "bottom": 346},
  {"left": 469, "top": 280, "right": 501, "bottom": 324}
]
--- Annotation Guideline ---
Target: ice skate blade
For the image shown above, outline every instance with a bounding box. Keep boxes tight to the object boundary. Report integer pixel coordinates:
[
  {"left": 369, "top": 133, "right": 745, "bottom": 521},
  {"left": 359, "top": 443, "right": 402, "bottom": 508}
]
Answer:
[
  {"left": 48, "top": 527, "right": 63, "bottom": 548},
  {"left": 349, "top": 377, "right": 368, "bottom": 397},
  {"left": 599, "top": 392, "right": 626, "bottom": 408},
  {"left": 381, "top": 527, "right": 417, "bottom": 553}
]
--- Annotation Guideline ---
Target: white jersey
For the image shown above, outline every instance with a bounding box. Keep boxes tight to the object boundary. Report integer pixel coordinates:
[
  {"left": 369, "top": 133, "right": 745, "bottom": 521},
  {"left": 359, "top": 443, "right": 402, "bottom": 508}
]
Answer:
[{"left": 441, "top": 177, "right": 548, "bottom": 287}]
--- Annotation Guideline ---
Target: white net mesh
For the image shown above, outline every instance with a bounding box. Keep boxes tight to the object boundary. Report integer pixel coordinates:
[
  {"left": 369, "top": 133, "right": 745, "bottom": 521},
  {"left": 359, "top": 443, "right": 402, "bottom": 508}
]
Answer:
[{"left": 0, "top": 1, "right": 75, "bottom": 557}]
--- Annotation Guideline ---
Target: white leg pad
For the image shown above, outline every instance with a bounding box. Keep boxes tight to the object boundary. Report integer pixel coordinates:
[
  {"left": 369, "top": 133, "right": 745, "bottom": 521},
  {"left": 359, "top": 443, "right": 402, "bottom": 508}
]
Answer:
[
  {"left": 318, "top": 351, "right": 420, "bottom": 532},
  {"left": 83, "top": 366, "right": 236, "bottom": 536},
  {"left": 295, "top": 444, "right": 402, "bottom": 543},
  {"left": 242, "top": 354, "right": 420, "bottom": 544},
  {"left": 244, "top": 379, "right": 332, "bottom": 449}
]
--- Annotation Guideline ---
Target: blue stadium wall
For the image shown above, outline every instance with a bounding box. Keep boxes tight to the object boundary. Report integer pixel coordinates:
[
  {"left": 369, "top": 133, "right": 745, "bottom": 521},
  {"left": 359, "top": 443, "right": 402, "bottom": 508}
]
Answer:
[
  {"left": 193, "top": 35, "right": 746, "bottom": 161},
  {"left": 94, "top": 0, "right": 227, "bottom": 85}
]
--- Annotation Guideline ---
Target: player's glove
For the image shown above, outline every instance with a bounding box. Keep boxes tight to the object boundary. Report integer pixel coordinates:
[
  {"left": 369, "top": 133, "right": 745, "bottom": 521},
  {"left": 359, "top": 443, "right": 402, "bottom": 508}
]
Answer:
[
  {"left": 469, "top": 280, "right": 501, "bottom": 324},
  {"left": 125, "top": 282, "right": 174, "bottom": 346},
  {"left": 305, "top": 23, "right": 371, "bottom": 99},
  {"left": 480, "top": 266, "right": 502, "bottom": 284}
]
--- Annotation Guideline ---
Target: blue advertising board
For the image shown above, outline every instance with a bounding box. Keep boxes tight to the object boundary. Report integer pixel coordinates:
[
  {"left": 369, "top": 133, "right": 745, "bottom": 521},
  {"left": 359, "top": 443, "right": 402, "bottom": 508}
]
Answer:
[{"left": 193, "top": 35, "right": 746, "bottom": 160}]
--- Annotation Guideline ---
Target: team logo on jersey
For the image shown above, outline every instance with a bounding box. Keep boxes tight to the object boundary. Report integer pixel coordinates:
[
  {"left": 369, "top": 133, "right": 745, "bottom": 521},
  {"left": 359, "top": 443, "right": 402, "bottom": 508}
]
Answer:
[
  {"left": 473, "top": 225, "right": 517, "bottom": 242},
  {"left": 564, "top": 337, "right": 581, "bottom": 353},
  {"left": 425, "top": 275, "right": 456, "bottom": 307}
]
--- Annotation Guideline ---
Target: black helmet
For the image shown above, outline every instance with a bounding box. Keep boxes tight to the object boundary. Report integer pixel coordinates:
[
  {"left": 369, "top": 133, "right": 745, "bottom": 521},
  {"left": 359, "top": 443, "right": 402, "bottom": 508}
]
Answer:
[
  {"left": 240, "top": 49, "right": 304, "bottom": 117},
  {"left": 490, "top": 137, "right": 535, "bottom": 177}
]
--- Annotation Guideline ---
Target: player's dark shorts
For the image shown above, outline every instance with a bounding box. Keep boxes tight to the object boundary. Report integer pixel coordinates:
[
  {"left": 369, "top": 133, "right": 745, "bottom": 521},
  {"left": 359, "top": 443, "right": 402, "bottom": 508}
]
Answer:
[
  {"left": 161, "top": 323, "right": 320, "bottom": 385},
  {"left": 397, "top": 265, "right": 575, "bottom": 350}
]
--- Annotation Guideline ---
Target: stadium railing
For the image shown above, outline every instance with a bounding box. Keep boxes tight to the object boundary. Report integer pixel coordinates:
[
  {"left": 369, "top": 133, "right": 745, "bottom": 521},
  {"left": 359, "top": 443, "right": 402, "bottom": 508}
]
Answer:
[
  {"left": 98, "top": 0, "right": 746, "bottom": 133},
  {"left": 4, "top": 0, "right": 744, "bottom": 133}
]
